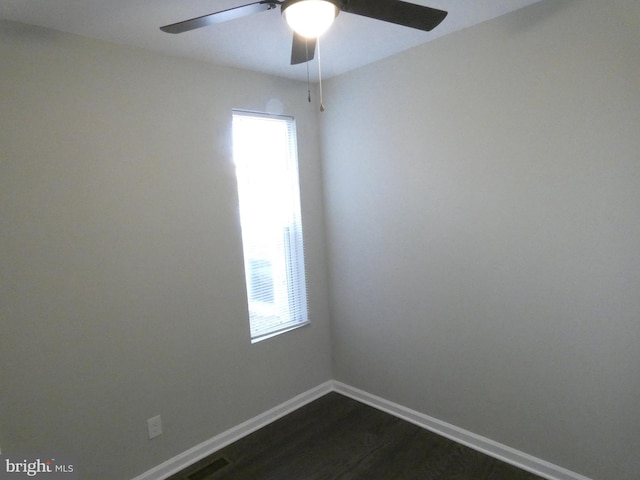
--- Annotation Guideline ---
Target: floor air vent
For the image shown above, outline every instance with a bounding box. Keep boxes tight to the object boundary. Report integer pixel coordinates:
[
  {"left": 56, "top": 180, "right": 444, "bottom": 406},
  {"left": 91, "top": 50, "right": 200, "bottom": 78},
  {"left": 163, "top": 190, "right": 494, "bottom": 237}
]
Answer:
[
  {"left": 187, "top": 455, "right": 230, "bottom": 480},
  {"left": 168, "top": 454, "right": 231, "bottom": 480}
]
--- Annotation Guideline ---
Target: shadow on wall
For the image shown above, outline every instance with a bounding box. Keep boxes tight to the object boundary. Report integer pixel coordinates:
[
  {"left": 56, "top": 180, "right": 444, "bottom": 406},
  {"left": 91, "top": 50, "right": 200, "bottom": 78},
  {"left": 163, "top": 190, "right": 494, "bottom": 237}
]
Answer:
[
  {"left": 503, "top": 0, "right": 580, "bottom": 34},
  {"left": 0, "top": 19, "right": 66, "bottom": 46}
]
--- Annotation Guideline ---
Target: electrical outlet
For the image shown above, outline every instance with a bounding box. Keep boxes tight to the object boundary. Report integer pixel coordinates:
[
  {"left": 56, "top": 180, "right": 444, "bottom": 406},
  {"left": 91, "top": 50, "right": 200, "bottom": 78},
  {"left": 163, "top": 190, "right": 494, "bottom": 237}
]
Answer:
[{"left": 147, "top": 415, "right": 162, "bottom": 439}]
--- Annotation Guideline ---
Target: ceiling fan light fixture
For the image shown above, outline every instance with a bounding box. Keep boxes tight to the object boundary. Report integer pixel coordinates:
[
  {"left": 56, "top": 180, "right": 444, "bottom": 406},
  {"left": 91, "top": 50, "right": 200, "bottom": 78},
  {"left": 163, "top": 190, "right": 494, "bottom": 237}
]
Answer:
[{"left": 282, "top": 0, "right": 338, "bottom": 39}]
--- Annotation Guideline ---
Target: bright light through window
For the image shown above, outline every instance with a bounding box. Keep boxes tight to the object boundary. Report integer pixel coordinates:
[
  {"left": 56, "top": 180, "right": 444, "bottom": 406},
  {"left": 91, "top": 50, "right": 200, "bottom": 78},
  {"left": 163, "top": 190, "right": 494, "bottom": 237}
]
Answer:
[{"left": 232, "top": 110, "right": 309, "bottom": 342}]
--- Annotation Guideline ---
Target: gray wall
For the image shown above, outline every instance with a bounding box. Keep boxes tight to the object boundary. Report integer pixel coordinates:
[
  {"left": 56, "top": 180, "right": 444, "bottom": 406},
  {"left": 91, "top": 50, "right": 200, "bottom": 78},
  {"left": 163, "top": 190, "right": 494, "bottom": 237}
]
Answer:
[
  {"left": 3, "top": 1, "right": 640, "bottom": 479},
  {"left": 0, "top": 21, "right": 332, "bottom": 479},
  {"left": 322, "top": 2, "right": 639, "bottom": 480}
]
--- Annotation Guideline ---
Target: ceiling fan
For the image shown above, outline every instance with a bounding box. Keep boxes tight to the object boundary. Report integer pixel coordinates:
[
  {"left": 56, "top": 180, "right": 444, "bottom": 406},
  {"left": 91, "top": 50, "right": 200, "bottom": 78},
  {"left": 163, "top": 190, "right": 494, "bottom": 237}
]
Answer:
[{"left": 160, "top": 0, "right": 448, "bottom": 65}]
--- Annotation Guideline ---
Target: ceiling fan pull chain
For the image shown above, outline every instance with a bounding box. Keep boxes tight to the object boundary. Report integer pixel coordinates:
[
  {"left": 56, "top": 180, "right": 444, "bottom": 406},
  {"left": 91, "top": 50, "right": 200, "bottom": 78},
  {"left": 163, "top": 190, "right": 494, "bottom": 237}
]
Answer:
[
  {"left": 317, "top": 36, "right": 325, "bottom": 112},
  {"left": 306, "top": 40, "right": 311, "bottom": 103}
]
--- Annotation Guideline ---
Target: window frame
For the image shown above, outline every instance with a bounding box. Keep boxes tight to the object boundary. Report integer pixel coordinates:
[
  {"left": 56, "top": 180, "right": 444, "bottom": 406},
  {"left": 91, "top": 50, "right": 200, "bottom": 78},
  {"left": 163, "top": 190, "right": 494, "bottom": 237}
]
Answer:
[{"left": 231, "top": 109, "right": 310, "bottom": 343}]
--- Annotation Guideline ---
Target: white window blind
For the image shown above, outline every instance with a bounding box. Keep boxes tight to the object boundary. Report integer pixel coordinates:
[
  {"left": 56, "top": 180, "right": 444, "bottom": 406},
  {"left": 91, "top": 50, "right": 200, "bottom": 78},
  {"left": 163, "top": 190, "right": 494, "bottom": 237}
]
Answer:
[{"left": 232, "top": 110, "right": 309, "bottom": 342}]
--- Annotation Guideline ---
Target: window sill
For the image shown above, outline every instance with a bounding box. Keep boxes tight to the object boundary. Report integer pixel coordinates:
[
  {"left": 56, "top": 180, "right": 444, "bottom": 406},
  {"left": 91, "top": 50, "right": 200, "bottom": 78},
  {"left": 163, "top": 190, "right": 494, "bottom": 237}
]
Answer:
[{"left": 250, "top": 321, "right": 310, "bottom": 344}]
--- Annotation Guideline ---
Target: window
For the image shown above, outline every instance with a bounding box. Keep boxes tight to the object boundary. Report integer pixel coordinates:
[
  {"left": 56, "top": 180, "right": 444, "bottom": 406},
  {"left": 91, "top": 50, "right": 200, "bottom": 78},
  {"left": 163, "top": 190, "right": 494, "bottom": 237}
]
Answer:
[{"left": 232, "top": 110, "right": 309, "bottom": 342}]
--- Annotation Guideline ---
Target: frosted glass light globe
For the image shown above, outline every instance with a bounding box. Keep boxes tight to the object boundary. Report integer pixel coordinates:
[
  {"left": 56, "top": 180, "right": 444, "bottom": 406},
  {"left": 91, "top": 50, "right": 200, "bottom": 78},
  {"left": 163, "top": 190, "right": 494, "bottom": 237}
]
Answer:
[{"left": 283, "top": 0, "right": 338, "bottom": 39}]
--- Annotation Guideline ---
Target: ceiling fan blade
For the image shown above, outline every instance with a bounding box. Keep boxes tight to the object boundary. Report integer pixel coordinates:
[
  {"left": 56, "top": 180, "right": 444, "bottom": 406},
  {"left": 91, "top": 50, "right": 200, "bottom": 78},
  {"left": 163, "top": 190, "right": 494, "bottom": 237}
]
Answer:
[
  {"left": 160, "top": 1, "right": 280, "bottom": 34},
  {"left": 290, "top": 33, "right": 317, "bottom": 65},
  {"left": 340, "top": 0, "right": 447, "bottom": 32}
]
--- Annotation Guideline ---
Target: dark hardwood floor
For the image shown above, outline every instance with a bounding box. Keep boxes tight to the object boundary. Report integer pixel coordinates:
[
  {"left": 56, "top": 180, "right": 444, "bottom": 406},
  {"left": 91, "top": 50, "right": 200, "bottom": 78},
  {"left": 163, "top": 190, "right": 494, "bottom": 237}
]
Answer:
[{"left": 168, "top": 392, "right": 544, "bottom": 480}]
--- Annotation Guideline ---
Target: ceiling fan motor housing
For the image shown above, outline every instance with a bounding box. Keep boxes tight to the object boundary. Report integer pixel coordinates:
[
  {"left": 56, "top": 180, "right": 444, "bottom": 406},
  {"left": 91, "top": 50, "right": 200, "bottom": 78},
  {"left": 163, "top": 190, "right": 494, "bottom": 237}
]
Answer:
[{"left": 280, "top": 0, "right": 343, "bottom": 14}]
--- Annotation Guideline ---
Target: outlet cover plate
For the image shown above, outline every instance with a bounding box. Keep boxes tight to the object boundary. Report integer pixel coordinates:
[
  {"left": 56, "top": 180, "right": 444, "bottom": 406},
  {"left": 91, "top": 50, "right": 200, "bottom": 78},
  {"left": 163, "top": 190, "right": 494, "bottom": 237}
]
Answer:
[{"left": 147, "top": 415, "right": 162, "bottom": 439}]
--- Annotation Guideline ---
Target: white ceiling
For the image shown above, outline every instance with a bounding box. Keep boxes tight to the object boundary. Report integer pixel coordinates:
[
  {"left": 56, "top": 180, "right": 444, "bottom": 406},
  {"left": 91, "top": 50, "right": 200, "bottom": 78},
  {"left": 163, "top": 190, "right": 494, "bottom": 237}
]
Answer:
[{"left": 0, "top": 0, "right": 543, "bottom": 81}]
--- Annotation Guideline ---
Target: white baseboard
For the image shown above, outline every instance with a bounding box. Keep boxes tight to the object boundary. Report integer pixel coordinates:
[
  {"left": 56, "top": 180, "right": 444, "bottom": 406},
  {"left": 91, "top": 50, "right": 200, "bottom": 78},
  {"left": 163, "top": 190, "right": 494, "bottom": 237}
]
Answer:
[
  {"left": 130, "top": 381, "right": 333, "bottom": 480},
  {"left": 132, "top": 380, "right": 591, "bottom": 480},
  {"left": 331, "top": 381, "right": 592, "bottom": 480}
]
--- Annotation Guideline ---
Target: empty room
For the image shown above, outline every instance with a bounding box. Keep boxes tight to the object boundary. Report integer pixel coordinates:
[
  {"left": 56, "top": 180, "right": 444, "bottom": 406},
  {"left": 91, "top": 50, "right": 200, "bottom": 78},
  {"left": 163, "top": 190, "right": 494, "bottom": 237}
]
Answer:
[{"left": 1, "top": 1, "right": 638, "bottom": 479}]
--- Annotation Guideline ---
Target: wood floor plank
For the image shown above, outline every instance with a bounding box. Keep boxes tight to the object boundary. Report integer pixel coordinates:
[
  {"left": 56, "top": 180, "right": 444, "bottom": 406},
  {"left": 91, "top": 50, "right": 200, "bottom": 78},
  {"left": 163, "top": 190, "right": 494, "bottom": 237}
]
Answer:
[{"left": 168, "top": 392, "right": 544, "bottom": 480}]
